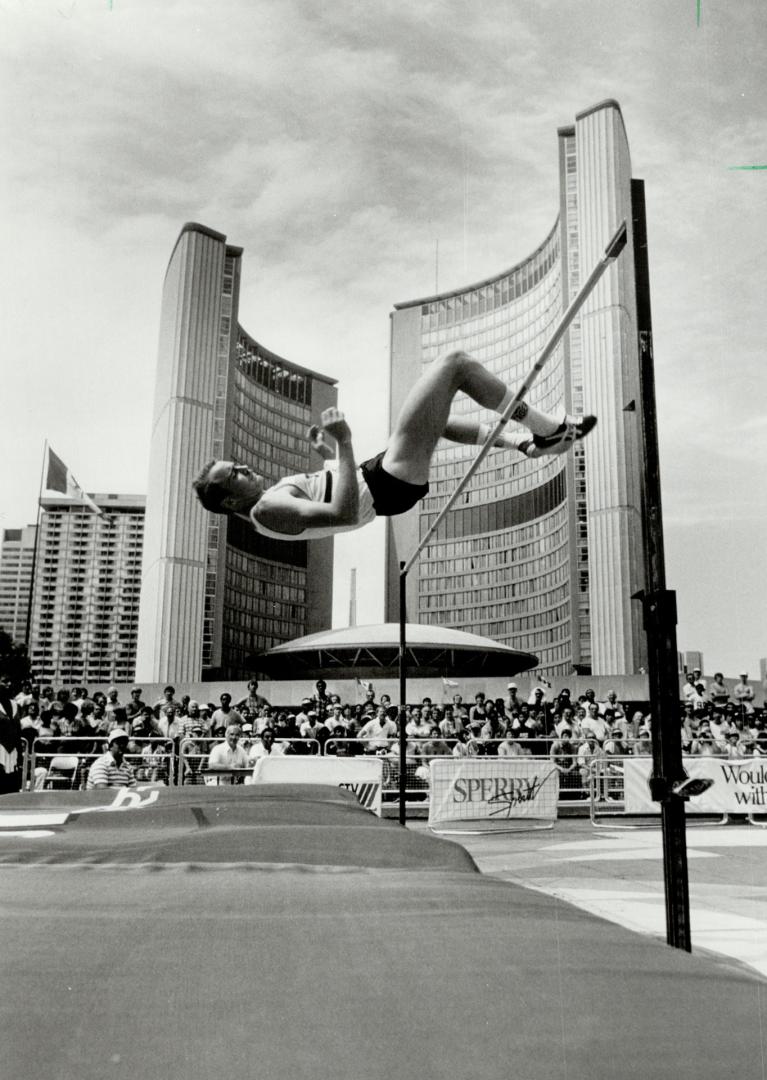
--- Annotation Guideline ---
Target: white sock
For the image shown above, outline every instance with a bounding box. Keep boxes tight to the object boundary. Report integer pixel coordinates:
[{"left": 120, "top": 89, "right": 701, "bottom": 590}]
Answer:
[
  {"left": 475, "top": 421, "right": 528, "bottom": 452},
  {"left": 496, "top": 390, "right": 563, "bottom": 437}
]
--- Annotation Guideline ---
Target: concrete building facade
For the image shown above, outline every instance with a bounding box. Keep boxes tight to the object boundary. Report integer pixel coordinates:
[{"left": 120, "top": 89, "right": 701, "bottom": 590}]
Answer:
[
  {"left": 28, "top": 495, "right": 145, "bottom": 685},
  {"left": 387, "top": 101, "right": 651, "bottom": 677},
  {"left": 136, "top": 224, "right": 336, "bottom": 683},
  {"left": 0, "top": 525, "right": 36, "bottom": 645}
]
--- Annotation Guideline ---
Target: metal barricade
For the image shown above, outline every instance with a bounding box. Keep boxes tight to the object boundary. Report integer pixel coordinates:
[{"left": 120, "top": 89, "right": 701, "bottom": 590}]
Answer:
[
  {"left": 177, "top": 736, "right": 322, "bottom": 785},
  {"left": 28, "top": 736, "right": 175, "bottom": 790}
]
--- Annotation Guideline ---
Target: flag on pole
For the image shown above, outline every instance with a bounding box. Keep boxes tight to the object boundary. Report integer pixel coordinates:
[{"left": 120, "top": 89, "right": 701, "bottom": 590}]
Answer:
[
  {"left": 44, "top": 447, "right": 103, "bottom": 515},
  {"left": 441, "top": 677, "right": 459, "bottom": 688}
]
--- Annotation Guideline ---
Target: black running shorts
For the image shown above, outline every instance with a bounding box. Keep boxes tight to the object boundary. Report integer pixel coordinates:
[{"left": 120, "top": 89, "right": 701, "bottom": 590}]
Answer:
[{"left": 360, "top": 451, "right": 429, "bottom": 517}]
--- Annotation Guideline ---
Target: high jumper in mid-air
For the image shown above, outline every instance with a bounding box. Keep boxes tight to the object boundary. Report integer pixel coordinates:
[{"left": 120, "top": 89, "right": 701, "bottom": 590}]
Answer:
[{"left": 192, "top": 349, "right": 596, "bottom": 541}]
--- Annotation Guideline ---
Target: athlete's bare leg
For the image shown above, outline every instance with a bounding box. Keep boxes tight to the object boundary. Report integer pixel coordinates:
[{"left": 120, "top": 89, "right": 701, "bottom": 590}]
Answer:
[{"left": 382, "top": 351, "right": 593, "bottom": 485}]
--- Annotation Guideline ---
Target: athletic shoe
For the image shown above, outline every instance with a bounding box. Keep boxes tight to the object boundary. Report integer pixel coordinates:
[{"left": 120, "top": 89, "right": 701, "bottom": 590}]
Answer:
[{"left": 520, "top": 415, "right": 597, "bottom": 458}]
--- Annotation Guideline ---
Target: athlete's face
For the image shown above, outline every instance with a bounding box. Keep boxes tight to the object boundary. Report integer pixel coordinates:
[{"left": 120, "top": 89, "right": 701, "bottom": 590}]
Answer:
[{"left": 209, "top": 461, "right": 266, "bottom": 509}]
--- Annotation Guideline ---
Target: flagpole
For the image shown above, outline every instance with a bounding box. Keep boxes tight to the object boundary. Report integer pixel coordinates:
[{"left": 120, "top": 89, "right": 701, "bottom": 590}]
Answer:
[{"left": 24, "top": 441, "right": 48, "bottom": 660}]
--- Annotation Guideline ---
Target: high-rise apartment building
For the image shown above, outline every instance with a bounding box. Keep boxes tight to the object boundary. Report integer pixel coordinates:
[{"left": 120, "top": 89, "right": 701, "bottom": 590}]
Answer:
[
  {"left": 387, "top": 100, "right": 652, "bottom": 677},
  {"left": 137, "top": 224, "right": 336, "bottom": 683},
  {"left": 28, "top": 494, "right": 145, "bottom": 685},
  {"left": 0, "top": 525, "right": 36, "bottom": 644}
]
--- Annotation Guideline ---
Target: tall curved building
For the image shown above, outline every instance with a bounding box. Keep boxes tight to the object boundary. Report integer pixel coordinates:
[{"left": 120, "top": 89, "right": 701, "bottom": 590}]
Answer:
[
  {"left": 387, "top": 101, "right": 650, "bottom": 676},
  {"left": 136, "top": 224, "right": 336, "bottom": 682}
]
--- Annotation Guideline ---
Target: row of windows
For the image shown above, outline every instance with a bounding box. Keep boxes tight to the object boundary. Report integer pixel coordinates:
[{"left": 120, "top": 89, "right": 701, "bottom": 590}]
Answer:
[
  {"left": 235, "top": 336, "right": 314, "bottom": 406},
  {"left": 419, "top": 226, "right": 559, "bottom": 328}
]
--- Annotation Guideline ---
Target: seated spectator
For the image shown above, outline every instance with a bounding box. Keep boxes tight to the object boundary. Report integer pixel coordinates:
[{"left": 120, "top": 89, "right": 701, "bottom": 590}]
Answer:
[
  {"left": 277, "top": 711, "right": 300, "bottom": 738},
  {"left": 358, "top": 706, "right": 397, "bottom": 752},
  {"left": 298, "top": 708, "right": 322, "bottom": 738},
  {"left": 480, "top": 708, "right": 504, "bottom": 747},
  {"left": 552, "top": 688, "right": 572, "bottom": 716},
  {"left": 86, "top": 729, "right": 137, "bottom": 790},
  {"left": 207, "top": 725, "right": 250, "bottom": 774},
  {"left": 406, "top": 708, "right": 432, "bottom": 738},
  {"left": 465, "top": 722, "right": 488, "bottom": 756},
  {"left": 420, "top": 728, "right": 451, "bottom": 758},
  {"left": 553, "top": 706, "right": 580, "bottom": 739},
  {"left": 550, "top": 727, "right": 580, "bottom": 796},
  {"left": 132, "top": 704, "right": 164, "bottom": 738},
  {"left": 633, "top": 728, "right": 653, "bottom": 756},
  {"left": 512, "top": 727, "right": 534, "bottom": 757},
  {"left": 497, "top": 731, "right": 526, "bottom": 757},
  {"left": 681, "top": 672, "right": 699, "bottom": 704},
  {"left": 598, "top": 690, "right": 626, "bottom": 723},
  {"left": 138, "top": 736, "right": 169, "bottom": 783},
  {"left": 325, "top": 703, "right": 348, "bottom": 732},
  {"left": 248, "top": 727, "right": 289, "bottom": 764},
  {"left": 451, "top": 694, "right": 469, "bottom": 726},
  {"left": 690, "top": 724, "right": 722, "bottom": 757},
  {"left": 468, "top": 693, "right": 488, "bottom": 726},
  {"left": 604, "top": 725, "right": 628, "bottom": 758},
  {"left": 104, "top": 687, "right": 127, "bottom": 726},
  {"left": 708, "top": 711, "right": 731, "bottom": 750},
  {"left": 452, "top": 729, "right": 471, "bottom": 757},
  {"left": 527, "top": 686, "right": 549, "bottom": 719},
  {"left": 581, "top": 703, "right": 608, "bottom": 745},
  {"left": 180, "top": 726, "right": 208, "bottom": 783},
  {"left": 294, "top": 698, "right": 313, "bottom": 728},
  {"left": 577, "top": 734, "right": 604, "bottom": 791},
  {"left": 438, "top": 705, "right": 461, "bottom": 738}
]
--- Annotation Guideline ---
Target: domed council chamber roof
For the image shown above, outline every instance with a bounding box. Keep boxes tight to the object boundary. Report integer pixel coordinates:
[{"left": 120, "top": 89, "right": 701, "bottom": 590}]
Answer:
[{"left": 253, "top": 623, "right": 538, "bottom": 679}]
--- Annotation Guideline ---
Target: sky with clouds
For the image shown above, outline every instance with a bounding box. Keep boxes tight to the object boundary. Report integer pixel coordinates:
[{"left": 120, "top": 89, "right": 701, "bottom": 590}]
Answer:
[{"left": 1, "top": 0, "right": 765, "bottom": 678}]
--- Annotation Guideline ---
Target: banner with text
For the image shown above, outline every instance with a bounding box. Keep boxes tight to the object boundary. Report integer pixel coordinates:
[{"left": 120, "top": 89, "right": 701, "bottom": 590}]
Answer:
[
  {"left": 624, "top": 757, "right": 767, "bottom": 814},
  {"left": 428, "top": 757, "right": 559, "bottom": 829},
  {"left": 251, "top": 756, "right": 383, "bottom": 816}
]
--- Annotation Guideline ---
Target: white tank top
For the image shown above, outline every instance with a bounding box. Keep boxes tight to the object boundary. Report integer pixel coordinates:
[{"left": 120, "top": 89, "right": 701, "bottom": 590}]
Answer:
[{"left": 249, "top": 465, "right": 376, "bottom": 540}]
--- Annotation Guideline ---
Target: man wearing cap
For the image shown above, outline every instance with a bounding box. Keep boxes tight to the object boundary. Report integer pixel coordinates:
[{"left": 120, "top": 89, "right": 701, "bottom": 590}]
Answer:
[
  {"left": 733, "top": 673, "right": 755, "bottom": 715},
  {"left": 86, "top": 729, "right": 138, "bottom": 790},
  {"left": 506, "top": 682, "right": 522, "bottom": 713}
]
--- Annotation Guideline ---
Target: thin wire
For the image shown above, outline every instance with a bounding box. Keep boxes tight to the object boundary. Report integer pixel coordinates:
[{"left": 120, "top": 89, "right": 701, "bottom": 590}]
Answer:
[{"left": 401, "top": 219, "right": 627, "bottom": 577}]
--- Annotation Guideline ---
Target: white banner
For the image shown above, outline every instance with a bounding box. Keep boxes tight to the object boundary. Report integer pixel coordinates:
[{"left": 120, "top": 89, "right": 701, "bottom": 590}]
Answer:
[
  {"left": 251, "top": 757, "right": 383, "bottom": 816},
  {"left": 428, "top": 757, "right": 559, "bottom": 828},
  {"left": 624, "top": 756, "right": 767, "bottom": 814}
]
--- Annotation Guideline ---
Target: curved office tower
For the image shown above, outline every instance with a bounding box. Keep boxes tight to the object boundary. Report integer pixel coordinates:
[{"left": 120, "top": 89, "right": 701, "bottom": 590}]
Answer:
[
  {"left": 137, "top": 224, "right": 336, "bottom": 682},
  {"left": 388, "top": 101, "right": 650, "bottom": 676}
]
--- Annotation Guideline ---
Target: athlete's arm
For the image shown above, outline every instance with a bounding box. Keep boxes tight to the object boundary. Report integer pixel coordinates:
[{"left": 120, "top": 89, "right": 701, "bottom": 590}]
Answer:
[{"left": 254, "top": 408, "right": 360, "bottom": 535}]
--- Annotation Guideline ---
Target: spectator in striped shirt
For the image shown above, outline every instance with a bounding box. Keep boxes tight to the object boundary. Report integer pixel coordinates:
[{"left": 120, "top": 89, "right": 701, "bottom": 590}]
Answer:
[{"left": 86, "top": 729, "right": 137, "bottom": 790}]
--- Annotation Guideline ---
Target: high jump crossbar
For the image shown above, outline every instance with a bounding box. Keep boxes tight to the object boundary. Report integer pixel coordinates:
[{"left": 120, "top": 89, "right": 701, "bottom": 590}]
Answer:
[{"left": 400, "top": 219, "right": 627, "bottom": 578}]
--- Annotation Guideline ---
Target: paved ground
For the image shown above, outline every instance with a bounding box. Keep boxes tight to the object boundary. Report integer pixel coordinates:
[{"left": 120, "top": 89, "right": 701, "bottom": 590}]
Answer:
[{"left": 409, "top": 816, "right": 767, "bottom": 978}]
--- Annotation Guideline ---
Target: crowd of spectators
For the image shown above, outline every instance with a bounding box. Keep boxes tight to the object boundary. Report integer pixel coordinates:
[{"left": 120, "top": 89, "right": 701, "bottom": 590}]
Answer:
[{"left": 1, "top": 672, "right": 765, "bottom": 794}]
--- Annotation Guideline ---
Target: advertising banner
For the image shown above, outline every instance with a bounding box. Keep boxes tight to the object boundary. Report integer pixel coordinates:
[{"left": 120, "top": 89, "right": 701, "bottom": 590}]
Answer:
[
  {"left": 428, "top": 757, "right": 559, "bottom": 828},
  {"left": 624, "top": 756, "right": 767, "bottom": 815},
  {"left": 251, "top": 756, "right": 384, "bottom": 815}
]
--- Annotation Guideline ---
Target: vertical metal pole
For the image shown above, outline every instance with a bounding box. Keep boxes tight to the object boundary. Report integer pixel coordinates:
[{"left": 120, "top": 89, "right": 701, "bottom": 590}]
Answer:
[
  {"left": 398, "top": 562, "right": 408, "bottom": 825},
  {"left": 633, "top": 180, "right": 691, "bottom": 950}
]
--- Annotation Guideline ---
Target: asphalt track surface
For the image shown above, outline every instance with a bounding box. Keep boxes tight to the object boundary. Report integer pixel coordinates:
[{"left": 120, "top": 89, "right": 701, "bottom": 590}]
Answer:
[
  {"left": 415, "top": 816, "right": 767, "bottom": 979},
  {"left": 2, "top": 786, "right": 766, "bottom": 1080}
]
